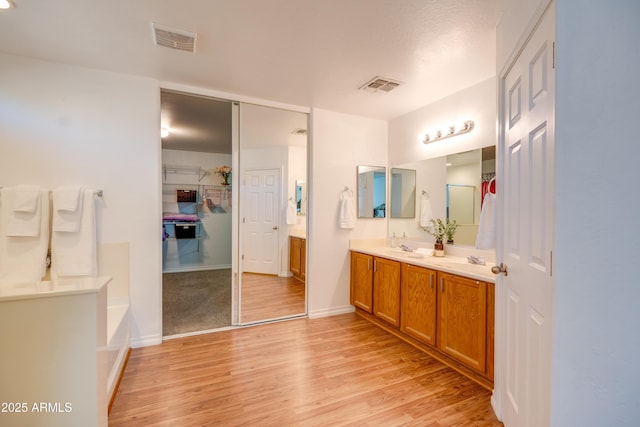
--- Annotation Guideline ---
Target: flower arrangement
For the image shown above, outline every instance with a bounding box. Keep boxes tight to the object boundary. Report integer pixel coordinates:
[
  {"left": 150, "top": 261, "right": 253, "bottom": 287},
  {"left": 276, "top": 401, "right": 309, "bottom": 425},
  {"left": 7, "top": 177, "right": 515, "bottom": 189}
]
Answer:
[
  {"left": 426, "top": 218, "right": 458, "bottom": 244},
  {"left": 444, "top": 219, "right": 458, "bottom": 243},
  {"left": 426, "top": 218, "right": 447, "bottom": 243},
  {"left": 214, "top": 165, "right": 232, "bottom": 186},
  {"left": 425, "top": 218, "right": 457, "bottom": 256}
]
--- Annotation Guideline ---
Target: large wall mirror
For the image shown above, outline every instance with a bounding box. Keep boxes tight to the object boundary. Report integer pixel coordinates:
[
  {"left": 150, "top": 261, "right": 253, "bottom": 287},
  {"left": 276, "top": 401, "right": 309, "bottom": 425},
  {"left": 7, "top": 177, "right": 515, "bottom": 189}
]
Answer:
[
  {"left": 357, "top": 165, "right": 386, "bottom": 218},
  {"left": 296, "top": 180, "right": 307, "bottom": 216},
  {"left": 389, "top": 146, "right": 495, "bottom": 246},
  {"left": 390, "top": 168, "right": 416, "bottom": 218}
]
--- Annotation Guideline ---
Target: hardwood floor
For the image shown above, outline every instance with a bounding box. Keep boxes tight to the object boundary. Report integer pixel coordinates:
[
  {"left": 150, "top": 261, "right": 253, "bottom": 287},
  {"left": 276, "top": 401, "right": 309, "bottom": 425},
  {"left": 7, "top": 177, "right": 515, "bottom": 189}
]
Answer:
[
  {"left": 240, "top": 273, "right": 305, "bottom": 323},
  {"left": 109, "top": 313, "right": 502, "bottom": 426}
]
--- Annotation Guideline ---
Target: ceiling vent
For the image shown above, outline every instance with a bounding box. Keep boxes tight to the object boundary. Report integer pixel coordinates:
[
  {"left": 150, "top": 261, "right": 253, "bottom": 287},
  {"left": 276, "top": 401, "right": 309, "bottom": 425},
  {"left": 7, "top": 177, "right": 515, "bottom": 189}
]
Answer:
[
  {"left": 152, "top": 23, "right": 197, "bottom": 53},
  {"left": 291, "top": 128, "right": 307, "bottom": 135},
  {"left": 359, "top": 76, "right": 402, "bottom": 93}
]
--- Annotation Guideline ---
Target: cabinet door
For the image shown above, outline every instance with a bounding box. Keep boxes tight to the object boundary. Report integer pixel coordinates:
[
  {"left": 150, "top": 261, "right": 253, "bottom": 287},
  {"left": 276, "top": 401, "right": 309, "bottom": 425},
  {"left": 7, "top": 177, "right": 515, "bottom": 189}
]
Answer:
[
  {"left": 437, "top": 272, "right": 487, "bottom": 372},
  {"left": 401, "top": 263, "right": 437, "bottom": 345},
  {"left": 300, "top": 238, "right": 306, "bottom": 280},
  {"left": 373, "top": 257, "right": 401, "bottom": 327},
  {"left": 486, "top": 282, "right": 495, "bottom": 380},
  {"left": 350, "top": 252, "right": 373, "bottom": 313},
  {"left": 289, "top": 237, "right": 301, "bottom": 276}
]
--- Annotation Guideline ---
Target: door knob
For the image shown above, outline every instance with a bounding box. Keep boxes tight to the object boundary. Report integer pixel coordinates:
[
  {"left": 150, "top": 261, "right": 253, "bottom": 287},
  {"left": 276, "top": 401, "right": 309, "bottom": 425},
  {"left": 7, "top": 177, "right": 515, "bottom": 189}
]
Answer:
[
  {"left": 491, "top": 263, "right": 508, "bottom": 276},
  {"left": 272, "top": 226, "right": 279, "bottom": 230}
]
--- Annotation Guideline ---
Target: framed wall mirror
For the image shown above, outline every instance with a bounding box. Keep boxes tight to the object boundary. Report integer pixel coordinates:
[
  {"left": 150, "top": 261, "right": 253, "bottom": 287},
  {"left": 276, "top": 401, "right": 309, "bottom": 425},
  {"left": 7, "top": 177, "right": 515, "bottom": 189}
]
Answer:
[
  {"left": 357, "top": 165, "right": 386, "bottom": 218},
  {"left": 388, "top": 146, "right": 495, "bottom": 246},
  {"left": 296, "top": 180, "right": 307, "bottom": 216},
  {"left": 390, "top": 168, "right": 416, "bottom": 218}
]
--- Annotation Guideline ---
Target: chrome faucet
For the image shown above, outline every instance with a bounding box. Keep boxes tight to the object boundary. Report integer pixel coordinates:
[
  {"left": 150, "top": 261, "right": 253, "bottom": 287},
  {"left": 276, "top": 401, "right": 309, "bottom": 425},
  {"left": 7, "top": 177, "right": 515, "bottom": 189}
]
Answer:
[{"left": 399, "top": 244, "right": 413, "bottom": 252}]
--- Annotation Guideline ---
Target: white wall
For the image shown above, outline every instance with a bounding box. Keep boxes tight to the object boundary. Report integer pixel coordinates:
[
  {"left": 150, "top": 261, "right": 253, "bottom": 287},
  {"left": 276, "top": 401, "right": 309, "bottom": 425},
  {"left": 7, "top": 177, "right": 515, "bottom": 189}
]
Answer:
[
  {"left": 308, "top": 109, "right": 388, "bottom": 317},
  {"left": 552, "top": 2, "right": 640, "bottom": 425},
  {"left": 0, "top": 53, "right": 163, "bottom": 347},
  {"left": 161, "top": 149, "right": 233, "bottom": 272},
  {"left": 388, "top": 77, "right": 497, "bottom": 167}
]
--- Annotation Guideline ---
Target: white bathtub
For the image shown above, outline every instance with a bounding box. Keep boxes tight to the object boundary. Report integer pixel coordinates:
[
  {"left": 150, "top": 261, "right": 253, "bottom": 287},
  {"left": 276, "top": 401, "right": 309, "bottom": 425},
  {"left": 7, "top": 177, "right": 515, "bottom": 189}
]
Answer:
[{"left": 0, "top": 277, "right": 112, "bottom": 427}]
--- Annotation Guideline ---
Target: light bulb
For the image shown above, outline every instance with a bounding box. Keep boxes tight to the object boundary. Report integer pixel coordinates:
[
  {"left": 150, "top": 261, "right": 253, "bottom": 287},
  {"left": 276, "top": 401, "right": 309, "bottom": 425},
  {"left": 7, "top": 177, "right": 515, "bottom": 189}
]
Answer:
[{"left": 0, "top": 0, "right": 14, "bottom": 9}]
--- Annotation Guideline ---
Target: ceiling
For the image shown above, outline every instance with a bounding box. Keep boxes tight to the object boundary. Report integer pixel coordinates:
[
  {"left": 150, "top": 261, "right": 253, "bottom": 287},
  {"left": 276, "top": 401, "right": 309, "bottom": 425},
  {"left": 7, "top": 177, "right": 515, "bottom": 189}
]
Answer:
[
  {"left": 160, "top": 90, "right": 233, "bottom": 153},
  {"left": 0, "top": 0, "right": 505, "bottom": 121}
]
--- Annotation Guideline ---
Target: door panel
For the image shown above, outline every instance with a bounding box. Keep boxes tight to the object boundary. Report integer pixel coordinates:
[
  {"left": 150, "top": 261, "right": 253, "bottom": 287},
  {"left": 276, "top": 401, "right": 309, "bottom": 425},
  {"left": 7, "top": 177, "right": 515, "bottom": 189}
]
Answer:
[
  {"left": 501, "top": 6, "right": 555, "bottom": 427},
  {"left": 243, "top": 169, "right": 279, "bottom": 275}
]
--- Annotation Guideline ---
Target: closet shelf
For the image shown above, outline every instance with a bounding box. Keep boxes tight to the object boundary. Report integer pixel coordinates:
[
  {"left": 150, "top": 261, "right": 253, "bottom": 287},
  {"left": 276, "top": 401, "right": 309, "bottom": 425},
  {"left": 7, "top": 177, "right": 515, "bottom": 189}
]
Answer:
[{"left": 163, "top": 164, "right": 210, "bottom": 182}]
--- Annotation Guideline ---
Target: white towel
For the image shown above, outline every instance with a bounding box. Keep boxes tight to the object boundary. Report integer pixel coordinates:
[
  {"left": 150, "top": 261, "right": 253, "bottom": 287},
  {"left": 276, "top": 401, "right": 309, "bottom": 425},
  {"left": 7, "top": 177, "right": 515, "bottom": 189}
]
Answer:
[
  {"left": 286, "top": 199, "right": 297, "bottom": 225},
  {"left": 476, "top": 192, "right": 496, "bottom": 249},
  {"left": 339, "top": 190, "right": 356, "bottom": 229},
  {"left": 52, "top": 186, "right": 84, "bottom": 232},
  {"left": 13, "top": 185, "right": 40, "bottom": 212},
  {"left": 0, "top": 188, "right": 50, "bottom": 284},
  {"left": 6, "top": 186, "right": 43, "bottom": 237},
  {"left": 51, "top": 189, "right": 97, "bottom": 279},
  {"left": 419, "top": 193, "right": 433, "bottom": 229}
]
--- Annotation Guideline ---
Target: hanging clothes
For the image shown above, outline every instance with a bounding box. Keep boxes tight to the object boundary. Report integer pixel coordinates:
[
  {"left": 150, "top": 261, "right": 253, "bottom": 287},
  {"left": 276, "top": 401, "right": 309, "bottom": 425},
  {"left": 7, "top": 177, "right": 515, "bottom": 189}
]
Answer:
[{"left": 476, "top": 178, "right": 496, "bottom": 249}]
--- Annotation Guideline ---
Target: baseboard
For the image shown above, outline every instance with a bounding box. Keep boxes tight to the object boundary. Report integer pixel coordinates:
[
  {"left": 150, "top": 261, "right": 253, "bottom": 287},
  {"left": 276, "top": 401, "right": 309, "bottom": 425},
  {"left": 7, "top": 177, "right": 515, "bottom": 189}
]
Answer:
[
  {"left": 162, "top": 264, "right": 231, "bottom": 274},
  {"left": 308, "top": 305, "right": 355, "bottom": 319},
  {"left": 108, "top": 348, "right": 131, "bottom": 415},
  {"left": 130, "top": 334, "right": 162, "bottom": 348}
]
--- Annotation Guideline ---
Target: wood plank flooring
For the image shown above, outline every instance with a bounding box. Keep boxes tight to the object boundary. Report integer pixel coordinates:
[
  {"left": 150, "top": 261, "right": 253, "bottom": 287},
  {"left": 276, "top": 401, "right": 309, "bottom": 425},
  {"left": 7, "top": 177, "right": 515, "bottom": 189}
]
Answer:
[
  {"left": 240, "top": 273, "right": 305, "bottom": 323},
  {"left": 109, "top": 313, "right": 502, "bottom": 426}
]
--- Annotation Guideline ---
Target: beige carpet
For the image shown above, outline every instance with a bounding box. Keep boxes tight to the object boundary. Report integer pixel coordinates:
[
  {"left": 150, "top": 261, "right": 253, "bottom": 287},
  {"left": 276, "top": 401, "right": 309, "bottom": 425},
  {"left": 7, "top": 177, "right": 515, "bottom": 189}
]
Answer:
[{"left": 162, "top": 269, "right": 231, "bottom": 336}]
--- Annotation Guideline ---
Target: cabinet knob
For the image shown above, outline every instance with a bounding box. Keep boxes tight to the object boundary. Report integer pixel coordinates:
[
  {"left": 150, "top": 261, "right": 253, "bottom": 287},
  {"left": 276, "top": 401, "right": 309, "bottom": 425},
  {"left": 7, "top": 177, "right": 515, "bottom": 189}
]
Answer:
[
  {"left": 272, "top": 226, "right": 279, "bottom": 230},
  {"left": 491, "top": 263, "right": 508, "bottom": 276}
]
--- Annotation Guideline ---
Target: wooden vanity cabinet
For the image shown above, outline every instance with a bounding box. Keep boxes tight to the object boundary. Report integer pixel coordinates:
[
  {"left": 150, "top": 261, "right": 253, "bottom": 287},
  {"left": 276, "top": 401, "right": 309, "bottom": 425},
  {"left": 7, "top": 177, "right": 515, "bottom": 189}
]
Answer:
[
  {"left": 350, "top": 252, "right": 373, "bottom": 313},
  {"left": 372, "top": 257, "right": 401, "bottom": 327},
  {"left": 350, "top": 251, "right": 495, "bottom": 387},
  {"left": 437, "top": 272, "right": 488, "bottom": 373},
  {"left": 289, "top": 236, "right": 306, "bottom": 282},
  {"left": 401, "top": 263, "right": 437, "bottom": 346}
]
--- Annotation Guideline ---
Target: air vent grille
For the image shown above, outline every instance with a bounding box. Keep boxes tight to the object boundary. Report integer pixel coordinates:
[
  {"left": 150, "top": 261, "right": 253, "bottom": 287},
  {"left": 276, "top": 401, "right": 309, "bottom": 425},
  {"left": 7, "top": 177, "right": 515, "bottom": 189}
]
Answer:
[
  {"left": 152, "top": 23, "right": 197, "bottom": 53},
  {"left": 359, "top": 76, "right": 402, "bottom": 93}
]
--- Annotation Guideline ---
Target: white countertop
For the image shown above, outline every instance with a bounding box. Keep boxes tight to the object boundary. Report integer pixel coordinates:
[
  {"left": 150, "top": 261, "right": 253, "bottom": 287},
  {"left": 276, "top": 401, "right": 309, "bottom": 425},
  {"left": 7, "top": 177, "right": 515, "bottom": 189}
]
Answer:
[
  {"left": 0, "top": 276, "right": 112, "bottom": 302},
  {"left": 289, "top": 229, "right": 307, "bottom": 239},
  {"left": 350, "top": 241, "right": 495, "bottom": 283}
]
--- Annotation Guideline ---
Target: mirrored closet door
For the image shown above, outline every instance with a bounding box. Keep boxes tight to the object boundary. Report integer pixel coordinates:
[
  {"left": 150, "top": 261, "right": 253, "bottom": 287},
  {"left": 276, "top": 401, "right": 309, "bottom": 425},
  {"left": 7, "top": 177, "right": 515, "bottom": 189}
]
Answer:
[
  {"left": 160, "top": 89, "right": 234, "bottom": 336},
  {"left": 238, "top": 103, "right": 308, "bottom": 324}
]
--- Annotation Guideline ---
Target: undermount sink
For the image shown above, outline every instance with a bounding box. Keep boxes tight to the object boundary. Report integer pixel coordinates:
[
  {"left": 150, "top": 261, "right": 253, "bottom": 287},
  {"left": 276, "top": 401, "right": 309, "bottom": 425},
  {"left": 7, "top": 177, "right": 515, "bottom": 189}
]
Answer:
[
  {"left": 375, "top": 247, "right": 408, "bottom": 254},
  {"left": 432, "top": 257, "right": 468, "bottom": 264}
]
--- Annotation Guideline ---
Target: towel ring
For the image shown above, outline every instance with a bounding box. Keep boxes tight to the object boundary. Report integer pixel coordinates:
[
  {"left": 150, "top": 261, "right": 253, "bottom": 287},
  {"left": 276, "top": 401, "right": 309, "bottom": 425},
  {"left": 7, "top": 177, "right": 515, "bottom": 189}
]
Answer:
[{"left": 342, "top": 186, "right": 353, "bottom": 197}]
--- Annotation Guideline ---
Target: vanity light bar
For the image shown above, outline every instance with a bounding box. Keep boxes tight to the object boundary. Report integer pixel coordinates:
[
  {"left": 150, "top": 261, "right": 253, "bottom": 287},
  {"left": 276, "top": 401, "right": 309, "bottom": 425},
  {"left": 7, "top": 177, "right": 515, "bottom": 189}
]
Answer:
[{"left": 422, "top": 120, "right": 475, "bottom": 144}]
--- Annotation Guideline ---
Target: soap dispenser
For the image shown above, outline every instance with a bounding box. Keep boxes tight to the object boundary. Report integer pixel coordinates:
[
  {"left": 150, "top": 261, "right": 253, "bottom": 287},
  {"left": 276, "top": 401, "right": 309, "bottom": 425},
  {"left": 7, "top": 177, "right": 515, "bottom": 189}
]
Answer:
[{"left": 390, "top": 232, "right": 397, "bottom": 248}]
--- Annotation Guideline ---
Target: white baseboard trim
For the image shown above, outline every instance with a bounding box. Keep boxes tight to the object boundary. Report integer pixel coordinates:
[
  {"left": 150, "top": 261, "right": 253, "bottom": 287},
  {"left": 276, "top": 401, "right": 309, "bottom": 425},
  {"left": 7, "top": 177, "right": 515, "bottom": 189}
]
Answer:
[
  {"left": 130, "top": 334, "right": 162, "bottom": 348},
  {"left": 308, "top": 305, "right": 355, "bottom": 319},
  {"left": 162, "top": 264, "right": 231, "bottom": 274}
]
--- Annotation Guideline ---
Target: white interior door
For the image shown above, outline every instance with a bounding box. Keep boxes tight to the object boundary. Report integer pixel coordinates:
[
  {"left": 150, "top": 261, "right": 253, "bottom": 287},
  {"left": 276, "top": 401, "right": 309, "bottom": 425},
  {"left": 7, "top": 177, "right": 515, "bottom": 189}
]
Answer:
[
  {"left": 243, "top": 168, "right": 280, "bottom": 275},
  {"left": 500, "top": 6, "right": 555, "bottom": 427}
]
